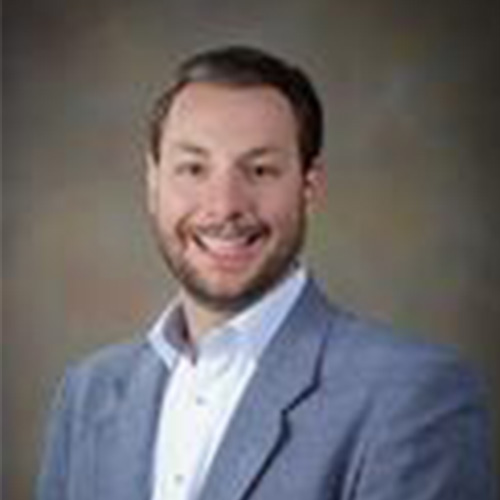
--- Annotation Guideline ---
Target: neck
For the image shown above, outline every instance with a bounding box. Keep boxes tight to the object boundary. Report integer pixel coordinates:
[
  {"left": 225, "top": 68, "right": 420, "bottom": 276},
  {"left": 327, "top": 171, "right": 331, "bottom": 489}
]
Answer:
[
  {"left": 181, "top": 293, "right": 237, "bottom": 343},
  {"left": 179, "top": 264, "right": 301, "bottom": 342}
]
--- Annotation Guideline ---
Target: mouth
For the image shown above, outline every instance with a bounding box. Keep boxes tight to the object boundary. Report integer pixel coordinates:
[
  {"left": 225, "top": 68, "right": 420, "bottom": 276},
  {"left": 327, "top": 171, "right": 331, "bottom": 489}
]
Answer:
[{"left": 190, "top": 225, "right": 267, "bottom": 265}]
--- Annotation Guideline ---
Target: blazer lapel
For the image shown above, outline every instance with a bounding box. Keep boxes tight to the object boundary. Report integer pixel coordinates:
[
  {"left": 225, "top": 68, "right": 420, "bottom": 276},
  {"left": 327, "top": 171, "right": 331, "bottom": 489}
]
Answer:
[
  {"left": 198, "top": 280, "right": 333, "bottom": 500},
  {"left": 94, "top": 347, "right": 169, "bottom": 500}
]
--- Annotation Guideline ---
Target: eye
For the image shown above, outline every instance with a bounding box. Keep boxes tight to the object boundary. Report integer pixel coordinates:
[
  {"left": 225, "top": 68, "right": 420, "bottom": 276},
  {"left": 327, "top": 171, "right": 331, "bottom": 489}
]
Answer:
[
  {"left": 175, "top": 162, "right": 207, "bottom": 178},
  {"left": 248, "top": 164, "right": 281, "bottom": 180}
]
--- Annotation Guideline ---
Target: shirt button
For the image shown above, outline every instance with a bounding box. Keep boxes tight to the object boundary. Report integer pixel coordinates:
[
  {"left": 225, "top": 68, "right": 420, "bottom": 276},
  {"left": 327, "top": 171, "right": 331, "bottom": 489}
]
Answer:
[
  {"left": 174, "top": 473, "right": 184, "bottom": 485},
  {"left": 195, "top": 395, "right": 207, "bottom": 406}
]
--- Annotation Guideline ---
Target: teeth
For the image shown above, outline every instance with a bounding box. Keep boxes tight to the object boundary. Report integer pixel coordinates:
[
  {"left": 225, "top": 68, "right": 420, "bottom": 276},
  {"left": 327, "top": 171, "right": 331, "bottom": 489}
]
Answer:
[
  {"left": 193, "top": 230, "right": 265, "bottom": 256},
  {"left": 197, "top": 235, "right": 253, "bottom": 253}
]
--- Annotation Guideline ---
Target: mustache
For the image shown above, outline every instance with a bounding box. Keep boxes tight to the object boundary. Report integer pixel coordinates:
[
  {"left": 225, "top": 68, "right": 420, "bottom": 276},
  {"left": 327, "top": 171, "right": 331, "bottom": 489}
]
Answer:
[{"left": 191, "top": 219, "right": 269, "bottom": 239}]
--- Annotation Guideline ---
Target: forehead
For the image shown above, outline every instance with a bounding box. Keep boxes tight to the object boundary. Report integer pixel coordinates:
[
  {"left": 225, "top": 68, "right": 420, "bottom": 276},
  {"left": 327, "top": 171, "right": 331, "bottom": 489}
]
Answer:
[{"left": 161, "top": 82, "right": 299, "bottom": 146}]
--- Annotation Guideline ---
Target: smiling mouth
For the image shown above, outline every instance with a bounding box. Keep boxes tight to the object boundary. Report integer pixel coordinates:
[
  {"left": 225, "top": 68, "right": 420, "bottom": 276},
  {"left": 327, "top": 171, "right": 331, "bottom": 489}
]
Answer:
[{"left": 191, "top": 225, "right": 267, "bottom": 260}]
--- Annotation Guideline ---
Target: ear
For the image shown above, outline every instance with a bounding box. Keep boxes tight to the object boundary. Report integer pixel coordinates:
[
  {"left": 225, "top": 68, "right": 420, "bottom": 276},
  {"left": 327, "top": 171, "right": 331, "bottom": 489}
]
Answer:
[
  {"left": 303, "top": 157, "right": 327, "bottom": 212},
  {"left": 145, "top": 152, "right": 159, "bottom": 215}
]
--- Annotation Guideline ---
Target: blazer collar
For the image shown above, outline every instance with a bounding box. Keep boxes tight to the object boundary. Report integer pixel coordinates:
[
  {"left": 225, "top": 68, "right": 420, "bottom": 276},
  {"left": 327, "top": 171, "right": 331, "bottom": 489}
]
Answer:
[{"left": 198, "top": 278, "right": 334, "bottom": 500}]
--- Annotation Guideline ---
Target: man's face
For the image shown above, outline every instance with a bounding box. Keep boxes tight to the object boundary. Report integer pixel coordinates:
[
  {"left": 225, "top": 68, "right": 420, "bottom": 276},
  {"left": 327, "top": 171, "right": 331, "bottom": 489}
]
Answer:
[{"left": 147, "top": 82, "right": 323, "bottom": 312}]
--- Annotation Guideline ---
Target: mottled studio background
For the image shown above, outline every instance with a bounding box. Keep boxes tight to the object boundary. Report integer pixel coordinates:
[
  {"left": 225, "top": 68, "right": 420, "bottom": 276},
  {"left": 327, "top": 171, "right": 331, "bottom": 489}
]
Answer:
[{"left": 3, "top": 0, "right": 500, "bottom": 497}]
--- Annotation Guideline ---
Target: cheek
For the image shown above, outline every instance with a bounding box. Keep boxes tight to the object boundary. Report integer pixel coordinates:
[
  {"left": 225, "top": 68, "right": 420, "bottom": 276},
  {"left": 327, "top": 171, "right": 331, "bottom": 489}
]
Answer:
[
  {"left": 267, "top": 184, "right": 304, "bottom": 218},
  {"left": 152, "top": 190, "right": 191, "bottom": 234},
  {"left": 264, "top": 197, "right": 304, "bottom": 235}
]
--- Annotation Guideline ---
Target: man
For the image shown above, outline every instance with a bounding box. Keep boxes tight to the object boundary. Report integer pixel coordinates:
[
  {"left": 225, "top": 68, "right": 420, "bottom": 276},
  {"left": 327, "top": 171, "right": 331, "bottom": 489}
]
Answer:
[{"left": 37, "top": 46, "right": 495, "bottom": 500}]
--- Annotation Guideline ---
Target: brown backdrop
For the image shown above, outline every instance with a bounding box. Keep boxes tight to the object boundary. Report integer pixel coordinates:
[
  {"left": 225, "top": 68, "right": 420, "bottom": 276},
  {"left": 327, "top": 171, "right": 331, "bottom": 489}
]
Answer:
[{"left": 4, "top": 0, "right": 499, "bottom": 497}]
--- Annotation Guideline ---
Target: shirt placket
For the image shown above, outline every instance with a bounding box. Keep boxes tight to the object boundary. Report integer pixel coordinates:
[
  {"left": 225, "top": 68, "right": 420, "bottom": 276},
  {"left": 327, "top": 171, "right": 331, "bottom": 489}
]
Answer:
[{"left": 160, "top": 359, "right": 215, "bottom": 500}]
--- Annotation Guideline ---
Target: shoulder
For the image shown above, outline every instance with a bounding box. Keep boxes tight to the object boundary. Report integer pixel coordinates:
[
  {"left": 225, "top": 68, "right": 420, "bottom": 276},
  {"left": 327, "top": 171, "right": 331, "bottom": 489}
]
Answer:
[
  {"left": 324, "top": 307, "right": 459, "bottom": 370},
  {"left": 68, "top": 338, "right": 154, "bottom": 384},
  {"left": 278, "top": 274, "right": 495, "bottom": 498},
  {"left": 56, "top": 339, "right": 161, "bottom": 423},
  {"left": 298, "top": 279, "right": 487, "bottom": 401},
  {"left": 311, "top": 298, "right": 494, "bottom": 497},
  {"left": 314, "top": 296, "right": 488, "bottom": 421},
  {"left": 300, "top": 278, "right": 468, "bottom": 363}
]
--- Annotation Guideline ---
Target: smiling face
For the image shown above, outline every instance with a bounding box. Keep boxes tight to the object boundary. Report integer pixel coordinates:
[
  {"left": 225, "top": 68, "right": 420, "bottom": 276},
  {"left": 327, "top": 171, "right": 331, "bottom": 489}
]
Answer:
[{"left": 147, "top": 82, "right": 324, "bottom": 319}]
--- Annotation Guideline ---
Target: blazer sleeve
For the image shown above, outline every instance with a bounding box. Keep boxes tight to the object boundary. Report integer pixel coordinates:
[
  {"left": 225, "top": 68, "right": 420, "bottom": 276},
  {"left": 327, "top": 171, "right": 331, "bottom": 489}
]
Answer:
[
  {"left": 36, "top": 369, "right": 75, "bottom": 500},
  {"left": 352, "top": 354, "right": 496, "bottom": 500}
]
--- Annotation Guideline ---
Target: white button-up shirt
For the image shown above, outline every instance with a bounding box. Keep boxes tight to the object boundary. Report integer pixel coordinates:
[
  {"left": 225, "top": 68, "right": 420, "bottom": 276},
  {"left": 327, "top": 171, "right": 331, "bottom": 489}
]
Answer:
[{"left": 148, "top": 266, "right": 307, "bottom": 500}]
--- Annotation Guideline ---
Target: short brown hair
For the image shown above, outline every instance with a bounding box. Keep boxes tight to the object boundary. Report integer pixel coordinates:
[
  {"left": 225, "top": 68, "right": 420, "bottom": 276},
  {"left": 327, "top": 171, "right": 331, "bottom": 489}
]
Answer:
[{"left": 148, "top": 45, "right": 324, "bottom": 170}]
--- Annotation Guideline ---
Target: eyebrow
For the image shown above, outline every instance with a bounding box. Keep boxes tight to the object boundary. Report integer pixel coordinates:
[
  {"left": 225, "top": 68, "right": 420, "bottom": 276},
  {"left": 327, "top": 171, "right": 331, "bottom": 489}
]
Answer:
[
  {"left": 172, "top": 141, "right": 284, "bottom": 161},
  {"left": 171, "top": 141, "right": 209, "bottom": 157},
  {"left": 239, "top": 146, "right": 284, "bottom": 162}
]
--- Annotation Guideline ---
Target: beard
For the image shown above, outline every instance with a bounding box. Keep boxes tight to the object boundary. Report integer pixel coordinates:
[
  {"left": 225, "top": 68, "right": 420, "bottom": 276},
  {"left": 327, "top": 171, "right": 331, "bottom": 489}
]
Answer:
[{"left": 151, "top": 210, "right": 306, "bottom": 313}]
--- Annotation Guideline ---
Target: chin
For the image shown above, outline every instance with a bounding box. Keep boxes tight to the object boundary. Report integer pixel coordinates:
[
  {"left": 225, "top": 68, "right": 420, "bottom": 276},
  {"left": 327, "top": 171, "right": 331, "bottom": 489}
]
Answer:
[{"left": 184, "top": 263, "right": 292, "bottom": 313}]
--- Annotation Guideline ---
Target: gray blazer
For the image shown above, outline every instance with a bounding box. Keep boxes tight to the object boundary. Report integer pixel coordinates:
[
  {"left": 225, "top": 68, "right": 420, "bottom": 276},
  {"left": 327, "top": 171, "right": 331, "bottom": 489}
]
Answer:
[{"left": 37, "top": 279, "right": 495, "bottom": 500}]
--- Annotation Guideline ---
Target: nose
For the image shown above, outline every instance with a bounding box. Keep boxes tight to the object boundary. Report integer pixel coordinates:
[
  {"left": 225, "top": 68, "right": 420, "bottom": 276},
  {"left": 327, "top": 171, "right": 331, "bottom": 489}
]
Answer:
[
  {"left": 204, "top": 171, "right": 250, "bottom": 220},
  {"left": 203, "top": 169, "right": 251, "bottom": 220}
]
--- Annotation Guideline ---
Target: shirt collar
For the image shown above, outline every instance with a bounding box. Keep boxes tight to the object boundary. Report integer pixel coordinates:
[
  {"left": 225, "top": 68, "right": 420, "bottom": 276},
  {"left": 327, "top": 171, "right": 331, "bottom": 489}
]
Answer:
[{"left": 148, "top": 265, "right": 308, "bottom": 370}]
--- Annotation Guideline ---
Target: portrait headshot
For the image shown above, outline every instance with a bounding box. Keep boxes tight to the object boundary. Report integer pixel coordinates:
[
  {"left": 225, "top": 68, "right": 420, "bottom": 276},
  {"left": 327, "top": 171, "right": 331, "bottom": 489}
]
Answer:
[{"left": 4, "top": 1, "right": 499, "bottom": 500}]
